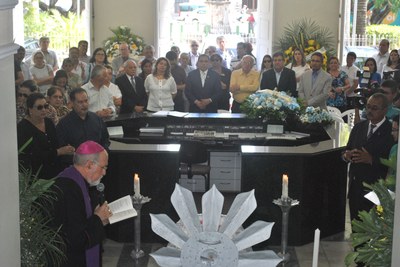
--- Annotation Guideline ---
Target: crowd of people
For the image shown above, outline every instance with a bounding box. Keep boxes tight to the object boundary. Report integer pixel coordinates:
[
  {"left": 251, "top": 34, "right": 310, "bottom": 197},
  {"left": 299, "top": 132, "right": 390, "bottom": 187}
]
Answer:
[{"left": 13, "top": 35, "right": 400, "bottom": 266}]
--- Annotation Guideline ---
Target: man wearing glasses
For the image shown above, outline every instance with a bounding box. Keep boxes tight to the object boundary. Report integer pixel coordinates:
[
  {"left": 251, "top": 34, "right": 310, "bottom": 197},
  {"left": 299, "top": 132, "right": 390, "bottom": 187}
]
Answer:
[
  {"left": 298, "top": 52, "right": 332, "bottom": 109},
  {"left": 51, "top": 141, "right": 112, "bottom": 267},
  {"left": 342, "top": 93, "right": 394, "bottom": 224}
]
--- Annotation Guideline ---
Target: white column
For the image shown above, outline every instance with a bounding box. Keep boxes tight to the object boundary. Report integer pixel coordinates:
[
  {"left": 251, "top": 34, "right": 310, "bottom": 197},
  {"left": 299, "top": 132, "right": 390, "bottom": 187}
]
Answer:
[
  {"left": 156, "top": 0, "right": 175, "bottom": 58},
  {"left": 0, "top": 1, "right": 21, "bottom": 266},
  {"left": 255, "top": 0, "right": 274, "bottom": 69}
]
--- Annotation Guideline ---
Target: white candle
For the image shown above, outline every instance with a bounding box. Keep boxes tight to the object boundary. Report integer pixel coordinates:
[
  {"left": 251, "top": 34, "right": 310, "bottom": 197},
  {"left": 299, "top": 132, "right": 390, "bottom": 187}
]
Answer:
[
  {"left": 134, "top": 173, "right": 140, "bottom": 197},
  {"left": 282, "top": 174, "right": 289, "bottom": 199},
  {"left": 312, "top": 228, "right": 320, "bottom": 267}
]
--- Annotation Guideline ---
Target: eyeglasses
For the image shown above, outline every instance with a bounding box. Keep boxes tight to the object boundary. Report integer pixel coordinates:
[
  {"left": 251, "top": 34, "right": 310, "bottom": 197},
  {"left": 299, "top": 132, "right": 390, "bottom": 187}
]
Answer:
[
  {"left": 18, "top": 93, "right": 28, "bottom": 98},
  {"left": 34, "top": 103, "right": 50, "bottom": 110},
  {"left": 94, "top": 161, "right": 108, "bottom": 171}
]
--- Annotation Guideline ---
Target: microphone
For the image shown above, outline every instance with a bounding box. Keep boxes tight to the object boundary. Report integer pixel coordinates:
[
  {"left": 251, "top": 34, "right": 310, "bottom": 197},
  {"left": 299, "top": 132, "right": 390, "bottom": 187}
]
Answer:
[{"left": 96, "top": 182, "right": 105, "bottom": 205}]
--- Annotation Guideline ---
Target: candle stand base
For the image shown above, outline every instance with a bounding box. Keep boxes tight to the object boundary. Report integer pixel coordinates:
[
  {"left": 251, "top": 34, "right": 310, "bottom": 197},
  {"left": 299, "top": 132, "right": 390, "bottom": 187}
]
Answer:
[
  {"left": 273, "top": 197, "right": 299, "bottom": 262},
  {"left": 130, "top": 195, "right": 151, "bottom": 260}
]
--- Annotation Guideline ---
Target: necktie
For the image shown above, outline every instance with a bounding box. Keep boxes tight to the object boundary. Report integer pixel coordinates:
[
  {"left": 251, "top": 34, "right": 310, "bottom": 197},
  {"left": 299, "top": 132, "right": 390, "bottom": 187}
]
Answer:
[
  {"left": 367, "top": 124, "right": 376, "bottom": 139},
  {"left": 130, "top": 76, "right": 136, "bottom": 93},
  {"left": 312, "top": 70, "right": 318, "bottom": 87},
  {"left": 201, "top": 71, "right": 206, "bottom": 87}
]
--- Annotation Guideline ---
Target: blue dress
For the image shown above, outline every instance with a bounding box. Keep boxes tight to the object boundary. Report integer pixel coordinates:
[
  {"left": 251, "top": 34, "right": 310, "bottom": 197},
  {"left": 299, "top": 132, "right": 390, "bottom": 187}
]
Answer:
[{"left": 326, "top": 71, "right": 348, "bottom": 109}]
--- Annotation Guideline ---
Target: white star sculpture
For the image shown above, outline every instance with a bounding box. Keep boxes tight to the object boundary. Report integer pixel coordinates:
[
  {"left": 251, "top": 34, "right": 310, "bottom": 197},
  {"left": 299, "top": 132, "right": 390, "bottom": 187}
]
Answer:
[{"left": 150, "top": 184, "right": 282, "bottom": 267}]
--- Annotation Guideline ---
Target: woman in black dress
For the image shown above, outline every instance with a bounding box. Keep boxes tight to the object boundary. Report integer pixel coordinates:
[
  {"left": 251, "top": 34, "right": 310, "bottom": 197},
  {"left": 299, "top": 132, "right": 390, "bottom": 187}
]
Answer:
[{"left": 17, "top": 93, "right": 75, "bottom": 179}]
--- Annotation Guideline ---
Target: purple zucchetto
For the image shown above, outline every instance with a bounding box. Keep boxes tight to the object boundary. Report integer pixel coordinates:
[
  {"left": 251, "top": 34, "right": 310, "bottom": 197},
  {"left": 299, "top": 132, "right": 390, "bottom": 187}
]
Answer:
[{"left": 75, "top": 141, "right": 105, "bottom": 155}]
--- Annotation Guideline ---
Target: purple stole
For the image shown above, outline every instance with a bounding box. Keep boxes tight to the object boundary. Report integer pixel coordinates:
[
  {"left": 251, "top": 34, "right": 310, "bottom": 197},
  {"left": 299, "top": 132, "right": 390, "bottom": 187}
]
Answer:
[{"left": 59, "top": 166, "right": 99, "bottom": 267}]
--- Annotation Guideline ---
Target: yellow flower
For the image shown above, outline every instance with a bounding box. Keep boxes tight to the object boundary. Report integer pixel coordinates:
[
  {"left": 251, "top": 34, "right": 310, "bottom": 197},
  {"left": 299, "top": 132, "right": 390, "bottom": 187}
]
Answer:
[
  {"left": 113, "top": 43, "right": 119, "bottom": 50},
  {"left": 308, "top": 39, "right": 315, "bottom": 46},
  {"left": 131, "top": 43, "right": 138, "bottom": 50},
  {"left": 376, "top": 205, "right": 384, "bottom": 215}
]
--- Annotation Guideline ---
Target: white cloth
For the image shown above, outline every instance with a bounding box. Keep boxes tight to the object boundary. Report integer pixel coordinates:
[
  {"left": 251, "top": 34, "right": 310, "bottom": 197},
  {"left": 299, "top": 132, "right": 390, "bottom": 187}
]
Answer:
[
  {"left": 71, "top": 61, "right": 87, "bottom": 82},
  {"left": 189, "top": 52, "right": 199, "bottom": 69},
  {"left": 82, "top": 81, "right": 116, "bottom": 113},
  {"left": 30, "top": 64, "right": 53, "bottom": 94},
  {"left": 200, "top": 70, "right": 208, "bottom": 87},
  {"left": 21, "top": 62, "right": 32, "bottom": 81},
  {"left": 286, "top": 63, "right": 311, "bottom": 89},
  {"left": 106, "top": 82, "right": 122, "bottom": 98},
  {"left": 341, "top": 64, "right": 360, "bottom": 96},
  {"left": 144, "top": 74, "right": 177, "bottom": 111},
  {"left": 373, "top": 52, "right": 389, "bottom": 75}
]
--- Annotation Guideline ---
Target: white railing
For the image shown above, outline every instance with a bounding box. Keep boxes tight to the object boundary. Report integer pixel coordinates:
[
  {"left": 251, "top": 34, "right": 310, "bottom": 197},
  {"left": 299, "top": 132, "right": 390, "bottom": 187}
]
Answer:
[{"left": 344, "top": 34, "right": 400, "bottom": 47}]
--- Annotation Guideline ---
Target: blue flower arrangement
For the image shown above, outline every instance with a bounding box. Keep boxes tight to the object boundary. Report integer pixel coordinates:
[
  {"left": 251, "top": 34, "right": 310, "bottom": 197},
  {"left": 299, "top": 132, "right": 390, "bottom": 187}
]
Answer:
[
  {"left": 299, "top": 106, "right": 333, "bottom": 125},
  {"left": 241, "top": 89, "right": 300, "bottom": 122}
]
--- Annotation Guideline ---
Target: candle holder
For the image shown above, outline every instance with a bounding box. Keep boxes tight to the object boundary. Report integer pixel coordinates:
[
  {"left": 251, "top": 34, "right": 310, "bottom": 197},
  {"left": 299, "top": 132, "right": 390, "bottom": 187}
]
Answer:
[
  {"left": 273, "top": 197, "right": 300, "bottom": 262},
  {"left": 130, "top": 194, "right": 151, "bottom": 260}
]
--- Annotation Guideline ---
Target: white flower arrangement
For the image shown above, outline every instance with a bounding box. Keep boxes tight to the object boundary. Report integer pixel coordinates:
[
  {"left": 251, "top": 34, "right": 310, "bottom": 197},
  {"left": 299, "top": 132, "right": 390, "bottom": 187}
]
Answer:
[
  {"left": 299, "top": 106, "right": 333, "bottom": 125},
  {"left": 241, "top": 89, "right": 300, "bottom": 122}
]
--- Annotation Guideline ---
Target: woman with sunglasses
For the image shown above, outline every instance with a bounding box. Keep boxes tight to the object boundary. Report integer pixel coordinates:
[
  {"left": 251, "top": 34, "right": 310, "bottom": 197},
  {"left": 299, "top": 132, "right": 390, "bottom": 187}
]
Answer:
[
  {"left": 259, "top": 55, "right": 272, "bottom": 81},
  {"left": 286, "top": 48, "right": 310, "bottom": 88},
  {"left": 16, "top": 80, "right": 39, "bottom": 123},
  {"left": 17, "top": 93, "right": 75, "bottom": 179},
  {"left": 210, "top": 54, "right": 232, "bottom": 111}
]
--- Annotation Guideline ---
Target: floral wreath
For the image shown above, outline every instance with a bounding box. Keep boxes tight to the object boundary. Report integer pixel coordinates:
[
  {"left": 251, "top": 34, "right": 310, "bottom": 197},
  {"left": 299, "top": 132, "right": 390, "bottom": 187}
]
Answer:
[
  {"left": 103, "top": 25, "right": 146, "bottom": 58},
  {"left": 275, "top": 18, "right": 336, "bottom": 70}
]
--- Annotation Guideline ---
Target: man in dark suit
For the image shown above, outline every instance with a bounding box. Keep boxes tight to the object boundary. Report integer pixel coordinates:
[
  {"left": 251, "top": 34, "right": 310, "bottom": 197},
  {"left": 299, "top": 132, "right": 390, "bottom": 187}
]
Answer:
[
  {"left": 115, "top": 60, "right": 147, "bottom": 114},
  {"left": 343, "top": 93, "right": 394, "bottom": 223},
  {"left": 185, "top": 54, "right": 222, "bottom": 113},
  {"left": 260, "top": 52, "right": 297, "bottom": 97}
]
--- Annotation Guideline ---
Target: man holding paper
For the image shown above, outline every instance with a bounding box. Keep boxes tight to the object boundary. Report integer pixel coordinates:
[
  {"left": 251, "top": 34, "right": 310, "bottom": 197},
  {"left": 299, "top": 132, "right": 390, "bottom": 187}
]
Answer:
[{"left": 51, "top": 141, "right": 112, "bottom": 267}]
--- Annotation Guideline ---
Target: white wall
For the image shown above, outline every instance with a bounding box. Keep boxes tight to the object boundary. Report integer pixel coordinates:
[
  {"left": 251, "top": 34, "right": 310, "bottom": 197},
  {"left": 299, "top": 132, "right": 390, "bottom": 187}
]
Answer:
[
  {"left": 0, "top": 2, "right": 21, "bottom": 266},
  {"left": 92, "top": 0, "right": 157, "bottom": 53}
]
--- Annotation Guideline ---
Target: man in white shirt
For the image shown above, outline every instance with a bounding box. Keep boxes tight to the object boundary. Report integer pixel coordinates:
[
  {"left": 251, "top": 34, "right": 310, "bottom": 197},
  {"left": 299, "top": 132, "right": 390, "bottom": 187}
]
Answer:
[
  {"left": 38, "top": 36, "right": 59, "bottom": 71},
  {"left": 216, "top": 36, "right": 233, "bottom": 69},
  {"left": 373, "top": 39, "right": 389, "bottom": 75},
  {"left": 81, "top": 65, "right": 116, "bottom": 118},
  {"left": 188, "top": 40, "right": 200, "bottom": 69},
  {"left": 341, "top": 52, "right": 360, "bottom": 106},
  {"left": 104, "top": 65, "right": 122, "bottom": 112}
]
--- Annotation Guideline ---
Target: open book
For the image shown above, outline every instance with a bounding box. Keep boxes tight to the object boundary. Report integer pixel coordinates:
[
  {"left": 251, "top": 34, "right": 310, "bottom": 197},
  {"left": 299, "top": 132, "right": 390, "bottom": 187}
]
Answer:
[{"left": 108, "top": 195, "right": 137, "bottom": 224}]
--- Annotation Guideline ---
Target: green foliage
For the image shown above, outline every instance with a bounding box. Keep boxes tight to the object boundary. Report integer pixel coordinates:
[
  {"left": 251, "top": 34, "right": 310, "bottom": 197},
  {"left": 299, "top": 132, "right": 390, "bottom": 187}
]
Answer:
[
  {"left": 373, "top": 0, "right": 400, "bottom": 12},
  {"left": 345, "top": 180, "right": 394, "bottom": 267},
  {"left": 24, "top": 1, "right": 85, "bottom": 52},
  {"left": 275, "top": 18, "right": 335, "bottom": 60},
  {"left": 19, "top": 139, "right": 65, "bottom": 266},
  {"left": 366, "top": 25, "right": 400, "bottom": 47}
]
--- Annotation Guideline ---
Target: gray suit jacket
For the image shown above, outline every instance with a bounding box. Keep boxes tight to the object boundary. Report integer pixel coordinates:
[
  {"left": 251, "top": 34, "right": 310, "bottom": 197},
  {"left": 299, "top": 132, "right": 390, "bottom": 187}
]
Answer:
[{"left": 298, "top": 69, "right": 332, "bottom": 109}]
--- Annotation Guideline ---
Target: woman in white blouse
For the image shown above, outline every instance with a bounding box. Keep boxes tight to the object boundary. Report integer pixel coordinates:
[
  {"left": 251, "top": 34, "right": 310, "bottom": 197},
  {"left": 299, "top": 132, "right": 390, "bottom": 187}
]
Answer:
[
  {"left": 30, "top": 51, "right": 54, "bottom": 95},
  {"left": 145, "top": 57, "right": 177, "bottom": 111},
  {"left": 286, "top": 48, "right": 310, "bottom": 88}
]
